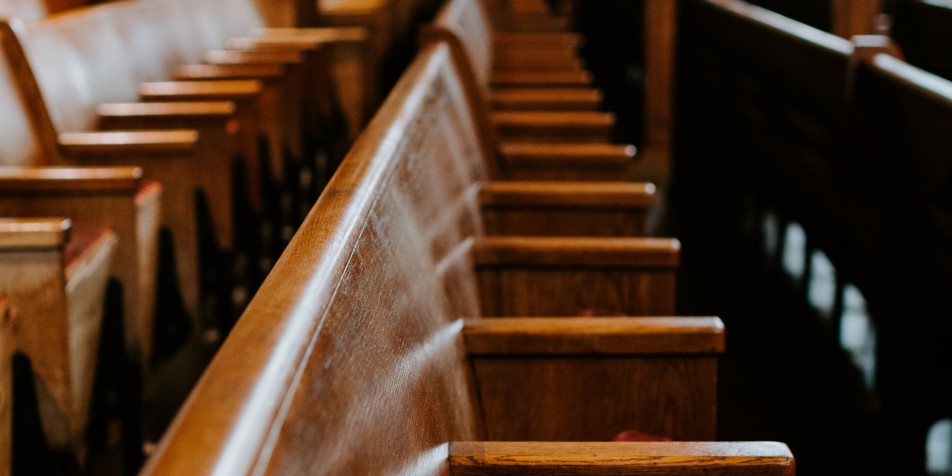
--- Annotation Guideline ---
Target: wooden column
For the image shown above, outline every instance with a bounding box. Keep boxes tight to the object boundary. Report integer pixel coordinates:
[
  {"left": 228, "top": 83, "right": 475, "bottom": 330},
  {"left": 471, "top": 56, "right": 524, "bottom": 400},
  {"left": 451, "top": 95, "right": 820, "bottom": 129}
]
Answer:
[
  {"left": 642, "top": 0, "right": 676, "bottom": 187},
  {"left": 831, "top": 0, "right": 884, "bottom": 38}
]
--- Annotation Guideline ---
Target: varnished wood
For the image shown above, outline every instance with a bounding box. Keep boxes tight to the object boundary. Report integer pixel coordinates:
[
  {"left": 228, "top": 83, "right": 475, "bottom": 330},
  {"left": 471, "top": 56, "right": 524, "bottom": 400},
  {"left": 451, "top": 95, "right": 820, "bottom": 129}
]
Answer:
[
  {"left": 142, "top": 42, "right": 751, "bottom": 475},
  {"left": 174, "top": 64, "right": 285, "bottom": 81},
  {"left": 138, "top": 80, "right": 264, "bottom": 102},
  {"left": 0, "top": 165, "right": 141, "bottom": 192},
  {"left": 0, "top": 176, "right": 162, "bottom": 384},
  {"left": 464, "top": 316, "right": 724, "bottom": 355},
  {"left": 492, "top": 110, "right": 615, "bottom": 143},
  {"left": 0, "top": 219, "right": 116, "bottom": 449},
  {"left": 449, "top": 441, "right": 795, "bottom": 475},
  {"left": 490, "top": 87, "right": 602, "bottom": 111}
]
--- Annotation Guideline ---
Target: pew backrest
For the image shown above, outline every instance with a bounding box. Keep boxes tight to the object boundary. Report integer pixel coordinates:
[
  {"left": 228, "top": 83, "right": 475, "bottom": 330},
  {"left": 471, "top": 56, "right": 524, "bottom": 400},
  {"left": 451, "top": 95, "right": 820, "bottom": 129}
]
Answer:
[{"left": 143, "top": 42, "right": 487, "bottom": 474}]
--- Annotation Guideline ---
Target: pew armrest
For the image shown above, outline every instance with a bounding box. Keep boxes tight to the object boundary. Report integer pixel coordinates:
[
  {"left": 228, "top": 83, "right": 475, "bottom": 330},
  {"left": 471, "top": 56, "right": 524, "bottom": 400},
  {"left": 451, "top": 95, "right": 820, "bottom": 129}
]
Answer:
[
  {"left": 492, "top": 69, "right": 592, "bottom": 87},
  {"left": 138, "top": 81, "right": 262, "bottom": 103},
  {"left": 473, "top": 236, "right": 679, "bottom": 268},
  {"left": 205, "top": 50, "right": 305, "bottom": 66},
  {"left": 492, "top": 111, "right": 615, "bottom": 143},
  {"left": 480, "top": 181, "right": 655, "bottom": 207},
  {"left": 97, "top": 102, "right": 235, "bottom": 129},
  {"left": 474, "top": 236, "right": 679, "bottom": 316},
  {"left": 231, "top": 27, "right": 371, "bottom": 50},
  {"left": 173, "top": 64, "right": 285, "bottom": 82},
  {"left": 448, "top": 441, "right": 795, "bottom": 476},
  {"left": 464, "top": 317, "right": 724, "bottom": 355},
  {"left": 479, "top": 181, "right": 655, "bottom": 236},
  {"left": 498, "top": 143, "right": 636, "bottom": 181},
  {"left": 0, "top": 166, "right": 142, "bottom": 193},
  {"left": 58, "top": 131, "right": 198, "bottom": 157}
]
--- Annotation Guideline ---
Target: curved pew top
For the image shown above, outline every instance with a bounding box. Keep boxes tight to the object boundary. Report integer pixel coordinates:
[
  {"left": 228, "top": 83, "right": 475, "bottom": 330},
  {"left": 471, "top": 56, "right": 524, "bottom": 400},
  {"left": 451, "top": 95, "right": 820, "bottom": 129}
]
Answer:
[
  {"left": 693, "top": 0, "right": 853, "bottom": 97},
  {"left": 143, "top": 42, "right": 488, "bottom": 475}
]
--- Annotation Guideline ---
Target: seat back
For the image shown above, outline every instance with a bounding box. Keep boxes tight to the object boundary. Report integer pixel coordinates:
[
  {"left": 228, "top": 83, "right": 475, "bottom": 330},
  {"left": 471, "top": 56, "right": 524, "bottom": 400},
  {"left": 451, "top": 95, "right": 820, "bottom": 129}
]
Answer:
[
  {"left": 143, "top": 43, "right": 487, "bottom": 475},
  {"left": 428, "top": 0, "right": 495, "bottom": 90},
  {"left": 0, "top": 21, "right": 57, "bottom": 166}
]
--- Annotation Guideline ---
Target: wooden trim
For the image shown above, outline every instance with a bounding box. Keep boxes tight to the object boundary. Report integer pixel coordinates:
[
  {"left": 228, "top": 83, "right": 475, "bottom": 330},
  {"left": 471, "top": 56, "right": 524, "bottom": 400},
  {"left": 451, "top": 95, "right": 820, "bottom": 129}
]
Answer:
[
  {"left": 473, "top": 236, "right": 680, "bottom": 267},
  {"left": 464, "top": 317, "right": 725, "bottom": 354},
  {"left": 138, "top": 80, "right": 263, "bottom": 102},
  {"left": 0, "top": 218, "right": 70, "bottom": 249},
  {"left": 500, "top": 143, "right": 636, "bottom": 166},
  {"left": 480, "top": 181, "right": 655, "bottom": 207},
  {"left": 449, "top": 441, "right": 795, "bottom": 476},
  {"left": 174, "top": 64, "right": 286, "bottom": 81}
]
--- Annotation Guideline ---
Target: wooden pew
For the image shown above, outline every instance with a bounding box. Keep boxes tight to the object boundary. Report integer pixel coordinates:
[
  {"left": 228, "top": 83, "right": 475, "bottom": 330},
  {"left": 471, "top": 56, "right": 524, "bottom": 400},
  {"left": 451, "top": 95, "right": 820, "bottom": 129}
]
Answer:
[
  {"left": 422, "top": 0, "right": 627, "bottom": 145},
  {"left": 141, "top": 41, "right": 794, "bottom": 475},
  {"left": 402, "top": 40, "right": 634, "bottom": 180},
  {"left": 675, "top": 0, "right": 900, "bottom": 303},
  {"left": 850, "top": 50, "right": 952, "bottom": 475},
  {"left": 0, "top": 23, "right": 168, "bottom": 368},
  {"left": 2, "top": 11, "right": 250, "bottom": 325},
  {"left": 0, "top": 218, "right": 116, "bottom": 452}
]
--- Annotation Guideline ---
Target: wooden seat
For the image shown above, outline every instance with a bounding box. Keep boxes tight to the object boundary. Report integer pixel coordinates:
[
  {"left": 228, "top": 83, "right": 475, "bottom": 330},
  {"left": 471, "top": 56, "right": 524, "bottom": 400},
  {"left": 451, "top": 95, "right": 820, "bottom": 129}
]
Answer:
[
  {"left": 141, "top": 41, "right": 794, "bottom": 475},
  {"left": 851, "top": 50, "right": 952, "bottom": 475},
  {"left": 0, "top": 218, "right": 116, "bottom": 452}
]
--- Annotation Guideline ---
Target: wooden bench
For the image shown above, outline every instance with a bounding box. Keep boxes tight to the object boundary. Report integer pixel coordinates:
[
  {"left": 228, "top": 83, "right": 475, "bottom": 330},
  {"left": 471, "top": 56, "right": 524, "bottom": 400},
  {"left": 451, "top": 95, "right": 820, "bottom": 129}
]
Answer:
[
  {"left": 0, "top": 21, "right": 170, "bottom": 369},
  {"left": 422, "top": 0, "right": 631, "bottom": 145},
  {"left": 141, "top": 41, "right": 794, "bottom": 475},
  {"left": 850, "top": 49, "right": 952, "bottom": 475},
  {"left": 0, "top": 218, "right": 116, "bottom": 452},
  {"left": 0, "top": 15, "right": 226, "bottom": 329}
]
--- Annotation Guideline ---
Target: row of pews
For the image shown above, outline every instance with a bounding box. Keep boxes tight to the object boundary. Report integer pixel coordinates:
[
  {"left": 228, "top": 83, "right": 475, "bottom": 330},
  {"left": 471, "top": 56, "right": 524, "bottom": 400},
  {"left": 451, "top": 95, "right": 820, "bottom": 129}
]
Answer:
[
  {"left": 0, "top": 0, "right": 443, "bottom": 472},
  {"left": 142, "top": 0, "right": 797, "bottom": 474},
  {"left": 677, "top": 0, "right": 952, "bottom": 473},
  {"left": 8, "top": 0, "right": 952, "bottom": 473}
]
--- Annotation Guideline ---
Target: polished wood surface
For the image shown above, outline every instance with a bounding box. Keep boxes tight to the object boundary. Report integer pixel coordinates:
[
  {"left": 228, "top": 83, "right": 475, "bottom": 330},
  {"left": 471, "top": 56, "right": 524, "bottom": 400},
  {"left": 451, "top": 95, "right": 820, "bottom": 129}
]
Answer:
[
  {"left": 0, "top": 219, "right": 116, "bottom": 449},
  {"left": 449, "top": 441, "right": 795, "bottom": 475},
  {"left": 143, "top": 42, "right": 755, "bottom": 475}
]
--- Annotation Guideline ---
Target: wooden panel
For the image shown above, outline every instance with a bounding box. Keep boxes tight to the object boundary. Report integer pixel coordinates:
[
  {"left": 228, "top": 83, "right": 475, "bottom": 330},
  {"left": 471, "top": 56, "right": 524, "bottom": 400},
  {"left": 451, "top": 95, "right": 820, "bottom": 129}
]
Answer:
[{"left": 473, "top": 356, "right": 718, "bottom": 440}]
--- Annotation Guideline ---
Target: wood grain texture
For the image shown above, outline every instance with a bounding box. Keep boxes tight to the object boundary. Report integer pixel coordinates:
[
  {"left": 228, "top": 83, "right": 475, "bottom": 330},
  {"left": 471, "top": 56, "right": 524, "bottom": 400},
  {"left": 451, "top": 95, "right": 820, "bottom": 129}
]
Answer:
[
  {"left": 0, "top": 222, "right": 115, "bottom": 449},
  {"left": 143, "top": 43, "right": 726, "bottom": 475},
  {"left": 464, "top": 317, "right": 725, "bottom": 354},
  {"left": 492, "top": 111, "right": 614, "bottom": 143},
  {"left": 480, "top": 181, "right": 654, "bottom": 236},
  {"left": 0, "top": 217, "right": 69, "bottom": 248},
  {"left": 174, "top": 63, "right": 286, "bottom": 81},
  {"left": 449, "top": 441, "right": 795, "bottom": 476},
  {"left": 473, "top": 356, "right": 718, "bottom": 441},
  {"left": 0, "top": 165, "right": 142, "bottom": 192},
  {"left": 490, "top": 87, "right": 601, "bottom": 111},
  {"left": 492, "top": 70, "right": 592, "bottom": 87}
]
